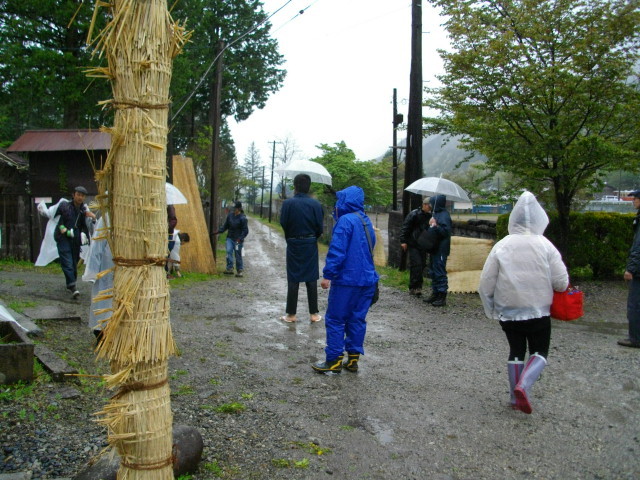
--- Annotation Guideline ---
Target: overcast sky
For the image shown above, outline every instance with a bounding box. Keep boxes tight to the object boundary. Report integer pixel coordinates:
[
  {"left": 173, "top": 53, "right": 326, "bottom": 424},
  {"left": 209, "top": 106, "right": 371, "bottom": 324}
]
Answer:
[{"left": 228, "top": 0, "right": 450, "bottom": 168}]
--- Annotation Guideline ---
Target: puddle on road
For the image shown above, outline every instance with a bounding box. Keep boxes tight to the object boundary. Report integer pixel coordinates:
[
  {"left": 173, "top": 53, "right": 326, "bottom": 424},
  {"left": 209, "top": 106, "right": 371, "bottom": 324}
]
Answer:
[{"left": 365, "top": 416, "right": 395, "bottom": 445}]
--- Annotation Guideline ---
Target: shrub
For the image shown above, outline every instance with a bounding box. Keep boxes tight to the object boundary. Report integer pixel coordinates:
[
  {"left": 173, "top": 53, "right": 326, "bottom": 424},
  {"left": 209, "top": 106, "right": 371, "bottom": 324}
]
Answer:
[{"left": 496, "top": 211, "right": 635, "bottom": 279}]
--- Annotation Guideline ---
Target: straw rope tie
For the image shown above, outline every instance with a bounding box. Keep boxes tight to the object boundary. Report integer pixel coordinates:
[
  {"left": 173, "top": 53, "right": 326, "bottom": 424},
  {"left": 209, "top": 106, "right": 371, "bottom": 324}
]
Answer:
[
  {"left": 121, "top": 454, "right": 175, "bottom": 471},
  {"left": 112, "top": 378, "right": 169, "bottom": 400},
  {"left": 111, "top": 101, "right": 170, "bottom": 110},
  {"left": 112, "top": 256, "right": 167, "bottom": 267}
]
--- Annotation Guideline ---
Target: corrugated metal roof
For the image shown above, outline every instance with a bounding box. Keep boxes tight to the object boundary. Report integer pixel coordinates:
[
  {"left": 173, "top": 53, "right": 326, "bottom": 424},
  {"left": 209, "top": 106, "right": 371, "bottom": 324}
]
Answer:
[
  {"left": 7, "top": 129, "right": 111, "bottom": 152},
  {"left": 0, "top": 148, "right": 27, "bottom": 169}
]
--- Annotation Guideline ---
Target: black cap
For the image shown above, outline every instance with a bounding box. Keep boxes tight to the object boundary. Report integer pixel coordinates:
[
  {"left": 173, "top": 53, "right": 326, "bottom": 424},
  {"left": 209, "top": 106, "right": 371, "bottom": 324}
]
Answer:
[
  {"left": 630, "top": 190, "right": 640, "bottom": 198},
  {"left": 234, "top": 201, "right": 242, "bottom": 210},
  {"left": 74, "top": 186, "right": 88, "bottom": 194}
]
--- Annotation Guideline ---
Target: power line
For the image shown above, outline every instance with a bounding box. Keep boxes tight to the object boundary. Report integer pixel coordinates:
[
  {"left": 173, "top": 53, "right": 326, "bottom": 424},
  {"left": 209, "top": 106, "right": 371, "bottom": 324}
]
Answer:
[{"left": 271, "top": 0, "right": 322, "bottom": 33}]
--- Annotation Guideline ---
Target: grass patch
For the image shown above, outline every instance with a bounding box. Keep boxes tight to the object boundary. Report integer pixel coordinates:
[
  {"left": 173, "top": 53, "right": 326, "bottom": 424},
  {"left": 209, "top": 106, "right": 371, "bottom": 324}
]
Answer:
[
  {"left": 168, "top": 271, "right": 216, "bottom": 288},
  {"left": 271, "top": 458, "right": 310, "bottom": 469},
  {"left": 173, "top": 385, "right": 196, "bottom": 396},
  {"left": 214, "top": 402, "right": 245, "bottom": 414},
  {"left": 6, "top": 300, "right": 37, "bottom": 314},
  {"left": 291, "top": 441, "right": 331, "bottom": 456},
  {"left": 377, "top": 265, "right": 410, "bottom": 290},
  {"left": 0, "top": 257, "right": 68, "bottom": 275},
  {"left": 202, "top": 460, "right": 224, "bottom": 477}
]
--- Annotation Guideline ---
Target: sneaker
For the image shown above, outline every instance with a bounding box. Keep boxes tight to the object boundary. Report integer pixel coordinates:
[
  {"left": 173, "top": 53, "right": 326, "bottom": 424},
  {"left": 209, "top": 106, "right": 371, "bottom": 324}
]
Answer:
[
  {"left": 617, "top": 338, "right": 640, "bottom": 348},
  {"left": 223, "top": 269, "right": 234, "bottom": 275},
  {"left": 235, "top": 270, "right": 243, "bottom": 277},
  {"left": 72, "top": 290, "right": 80, "bottom": 299}
]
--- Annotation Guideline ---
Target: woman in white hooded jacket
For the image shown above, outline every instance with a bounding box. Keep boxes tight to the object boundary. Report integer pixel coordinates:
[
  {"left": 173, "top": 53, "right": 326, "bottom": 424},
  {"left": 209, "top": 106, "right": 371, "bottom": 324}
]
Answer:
[{"left": 479, "top": 191, "right": 568, "bottom": 414}]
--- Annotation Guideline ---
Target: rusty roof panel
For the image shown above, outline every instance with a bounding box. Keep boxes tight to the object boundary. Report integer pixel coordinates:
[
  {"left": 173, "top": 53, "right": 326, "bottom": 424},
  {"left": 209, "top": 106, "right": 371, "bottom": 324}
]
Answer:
[
  {"left": 7, "top": 129, "right": 111, "bottom": 152},
  {"left": 0, "top": 148, "right": 27, "bottom": 169}
]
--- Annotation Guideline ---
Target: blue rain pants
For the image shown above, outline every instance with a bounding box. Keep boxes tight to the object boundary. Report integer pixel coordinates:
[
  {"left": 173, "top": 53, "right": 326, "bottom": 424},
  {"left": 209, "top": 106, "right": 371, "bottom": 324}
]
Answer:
[{"left": 324, "top": 284, "right": 376, "bottom": 361}]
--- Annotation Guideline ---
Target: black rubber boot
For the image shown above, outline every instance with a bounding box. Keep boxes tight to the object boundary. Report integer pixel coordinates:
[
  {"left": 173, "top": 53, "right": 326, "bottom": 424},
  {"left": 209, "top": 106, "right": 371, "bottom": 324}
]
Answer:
[
  {"left": 312, "top": 355, "right": 344, "bottom": 374},
  {"left": 423, "top": 291, "right": 438, "bottom": 304},
  {"left": 343, "top": 353, "right": 360, "bottom": 372},
  {"left": 431, "top": 292, "right": 447, "bottom": 307}
]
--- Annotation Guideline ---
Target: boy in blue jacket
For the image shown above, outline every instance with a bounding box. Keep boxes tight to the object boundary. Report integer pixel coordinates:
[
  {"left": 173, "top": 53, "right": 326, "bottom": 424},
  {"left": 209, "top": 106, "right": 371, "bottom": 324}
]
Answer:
[{"left": 312, "top": 186, "right": 379, "bottom": 374}]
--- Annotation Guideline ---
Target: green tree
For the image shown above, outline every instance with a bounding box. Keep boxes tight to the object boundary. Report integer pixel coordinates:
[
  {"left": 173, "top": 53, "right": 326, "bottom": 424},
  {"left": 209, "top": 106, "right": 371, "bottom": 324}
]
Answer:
[
  {"left": 187, "top": 123, "right": 238, "bottom": 201},
  {"left": 241, "top": 142, "right": 262, "bottom": 207},
  {"left": 169, "top": 0, "right": 286, "bottom": 152},
  {"left": 0, "top": 0, "right": 111, "bottom": 143},
  {"left": 424, "top": 0, "right": 640, "bottom": 255},
  {"left": 311, "top": 142, "right": 392, "bottom": 208}
]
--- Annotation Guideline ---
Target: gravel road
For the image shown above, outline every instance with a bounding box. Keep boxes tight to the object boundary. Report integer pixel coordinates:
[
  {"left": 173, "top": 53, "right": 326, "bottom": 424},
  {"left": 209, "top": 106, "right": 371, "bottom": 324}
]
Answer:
[{"left": 1, "top": 215, "right": 639, "bottom": 480}]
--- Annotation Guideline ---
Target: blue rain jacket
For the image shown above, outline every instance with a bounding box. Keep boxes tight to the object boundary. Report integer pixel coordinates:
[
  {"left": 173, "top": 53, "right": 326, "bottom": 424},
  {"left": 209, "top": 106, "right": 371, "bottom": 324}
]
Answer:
[
  {"left": 429, "top": 194, "right": 452, "bottom": 257},
  {"left": 323, "top": 186, "right": 379, "bottom": 287}
]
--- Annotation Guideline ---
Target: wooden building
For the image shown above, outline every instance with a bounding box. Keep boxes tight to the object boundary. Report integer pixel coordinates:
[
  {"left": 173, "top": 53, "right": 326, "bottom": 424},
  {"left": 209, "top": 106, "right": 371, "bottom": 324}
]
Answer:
[{"left": 4, "top": 129, "right": 109, "bottom": 261}]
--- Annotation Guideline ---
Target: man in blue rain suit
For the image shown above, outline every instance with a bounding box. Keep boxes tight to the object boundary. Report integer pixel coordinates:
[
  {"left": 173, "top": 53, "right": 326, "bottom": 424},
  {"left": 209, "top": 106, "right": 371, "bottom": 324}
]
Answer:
[
  {"left": 312, "top": 185, "right": 379, "bottom": 374},
  {"left": 424, "top": 194, "right": 452, "bottom": 307}
]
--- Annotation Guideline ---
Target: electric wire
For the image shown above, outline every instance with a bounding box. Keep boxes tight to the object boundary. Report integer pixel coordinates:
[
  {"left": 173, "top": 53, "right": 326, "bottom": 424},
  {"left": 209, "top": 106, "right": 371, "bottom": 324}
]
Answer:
[{"left": 271, "top": 0, "right": 322, "bottom": 34}]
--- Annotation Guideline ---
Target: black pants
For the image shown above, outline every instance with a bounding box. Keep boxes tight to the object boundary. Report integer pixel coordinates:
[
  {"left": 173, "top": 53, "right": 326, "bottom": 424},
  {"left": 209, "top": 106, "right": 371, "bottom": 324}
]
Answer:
[
  {"left": 500, "top": 316, "right": 551, "bottom": 361},
  {"left": 407, "top": 246, "right": 427, "bottom": 290},
  {"left": 286, "top": 281, "right": 319, "bottom": 315}
]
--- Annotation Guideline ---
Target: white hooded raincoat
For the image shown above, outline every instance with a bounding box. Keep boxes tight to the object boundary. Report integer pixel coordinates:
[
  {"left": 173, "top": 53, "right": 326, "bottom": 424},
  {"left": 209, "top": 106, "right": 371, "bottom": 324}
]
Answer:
[{"left": 479, "top": 192, "right": 568, "bottom": 321}]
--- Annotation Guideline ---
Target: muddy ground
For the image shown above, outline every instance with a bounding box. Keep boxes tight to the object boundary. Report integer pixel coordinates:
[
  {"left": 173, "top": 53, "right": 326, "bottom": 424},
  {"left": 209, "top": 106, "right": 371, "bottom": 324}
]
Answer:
[{"left": 1, "top": 215, "right": 639, "bottom": 480}]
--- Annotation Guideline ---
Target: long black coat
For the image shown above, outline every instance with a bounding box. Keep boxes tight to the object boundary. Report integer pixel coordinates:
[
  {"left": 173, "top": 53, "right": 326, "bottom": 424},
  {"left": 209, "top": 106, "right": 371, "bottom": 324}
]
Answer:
[{"left": 280, "top": 193, "right": 324, "bottom": 283}]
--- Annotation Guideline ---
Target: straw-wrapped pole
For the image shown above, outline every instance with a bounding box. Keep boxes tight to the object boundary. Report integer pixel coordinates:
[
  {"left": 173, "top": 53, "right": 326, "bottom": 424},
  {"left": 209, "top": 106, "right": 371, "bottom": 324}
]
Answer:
[{"left": 86, "top": 0, "right": 190, "bottom": 478}]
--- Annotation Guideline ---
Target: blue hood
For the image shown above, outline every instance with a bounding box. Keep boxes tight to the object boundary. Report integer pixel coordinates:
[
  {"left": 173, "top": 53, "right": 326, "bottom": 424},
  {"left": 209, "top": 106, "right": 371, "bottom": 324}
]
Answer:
[
  {"left": 335, "top": 186, "right": 365, "bottom": 218},
  {"left": 430, "top": 194, "right": 447, "bottom": 212}
]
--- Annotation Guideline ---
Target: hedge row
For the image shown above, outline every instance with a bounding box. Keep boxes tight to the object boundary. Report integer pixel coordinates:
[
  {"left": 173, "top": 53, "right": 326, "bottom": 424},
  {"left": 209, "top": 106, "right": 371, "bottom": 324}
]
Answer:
[{"left": 496, "top": 211, "right": 636, "bottom": 278}]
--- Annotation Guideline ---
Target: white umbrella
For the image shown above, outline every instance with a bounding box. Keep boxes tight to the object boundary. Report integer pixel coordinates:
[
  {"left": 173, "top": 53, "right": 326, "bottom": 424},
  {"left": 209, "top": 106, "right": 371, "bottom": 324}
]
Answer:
[
  {"left": 275, "top": 159, "right": 332, "bottom": 186},
  {"left": 405, "top": 176, "right": 471, "bottom": 203},
  {"left": 166, "top": 182, "right": 188, "bottom": 205}
]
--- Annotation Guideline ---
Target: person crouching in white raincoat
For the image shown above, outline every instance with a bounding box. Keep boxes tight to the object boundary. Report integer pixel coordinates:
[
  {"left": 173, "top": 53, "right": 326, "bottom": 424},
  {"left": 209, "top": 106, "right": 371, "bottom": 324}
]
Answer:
[{"left": 479, "top": 191, "right": 568, "bottom": 414}]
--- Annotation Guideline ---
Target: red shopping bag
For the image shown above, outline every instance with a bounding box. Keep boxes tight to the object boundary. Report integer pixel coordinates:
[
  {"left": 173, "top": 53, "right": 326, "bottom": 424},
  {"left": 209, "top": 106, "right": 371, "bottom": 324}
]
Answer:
[{"left": 550, "top": 287, "right": 584, "bottom": 321}]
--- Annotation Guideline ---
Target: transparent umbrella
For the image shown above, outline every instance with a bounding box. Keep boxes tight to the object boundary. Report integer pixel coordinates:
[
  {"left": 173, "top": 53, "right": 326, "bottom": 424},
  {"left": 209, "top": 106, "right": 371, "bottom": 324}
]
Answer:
[
  {"left": 405, "top": 176, "right": 470, "bottom": 203},
  {"left": 275, "top": 159, "right": 332, "bottom": 186},
  {"left": 166, "top": 182, "right": 188, "bottom": 205}
]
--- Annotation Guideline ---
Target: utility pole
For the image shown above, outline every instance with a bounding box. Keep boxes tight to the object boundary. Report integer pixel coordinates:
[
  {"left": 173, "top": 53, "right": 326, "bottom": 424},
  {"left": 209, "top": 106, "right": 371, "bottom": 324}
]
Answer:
[
  {"left": 208, "top": 40, "right": 224, "bottom": 258},
  {"left": 268, "top": 140, "right": 276, "bottom": 222},
  {"left": 392, "top": 88, "right": 403, "bottom": 211},
  {"left": 403, "top": 0, "right": 423, "bottom": 219},
  {"left": 260, "top": 166, "right": 265, "bottom": 218}
]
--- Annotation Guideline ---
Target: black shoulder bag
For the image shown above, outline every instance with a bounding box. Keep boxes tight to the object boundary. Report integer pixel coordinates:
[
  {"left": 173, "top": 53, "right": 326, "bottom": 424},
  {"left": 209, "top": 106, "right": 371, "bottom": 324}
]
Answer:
[{"left": 354, "top": 212, "right": 379, "bottom": 305}]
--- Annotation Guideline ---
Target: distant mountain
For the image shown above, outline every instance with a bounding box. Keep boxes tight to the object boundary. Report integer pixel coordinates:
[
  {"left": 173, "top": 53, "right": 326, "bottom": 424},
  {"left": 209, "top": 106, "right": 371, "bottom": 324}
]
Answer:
[{"left": 389, "top": 134, "right": 487, "bottom": 174}]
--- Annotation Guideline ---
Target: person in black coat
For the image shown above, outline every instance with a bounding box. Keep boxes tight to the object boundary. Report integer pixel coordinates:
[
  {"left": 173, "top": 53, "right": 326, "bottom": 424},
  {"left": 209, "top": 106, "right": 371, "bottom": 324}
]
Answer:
[
  {"left": 280, "top": 174, "right": 324, "bottom": 323},
  {"left": 399, "top": 198, "right": 432, "bottom": 296},
  {"left": 619, "top": 189, "right": 640, "bottom": 348},
  {"left": 54, "top": 186, "right": 96, "bottom": 297}
]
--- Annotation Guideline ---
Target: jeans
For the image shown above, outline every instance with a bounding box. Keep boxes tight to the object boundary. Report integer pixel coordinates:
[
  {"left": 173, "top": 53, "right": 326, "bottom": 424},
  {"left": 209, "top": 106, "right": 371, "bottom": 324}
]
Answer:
[
  {"left": 430, "top": 253, "right": 448, "bottom": 293},
  {"left": 57, "top": 237, "right": 80, "bottom": 289},
  {"left": 225, "top": 238, "right": 243, "bottom": 272}
]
